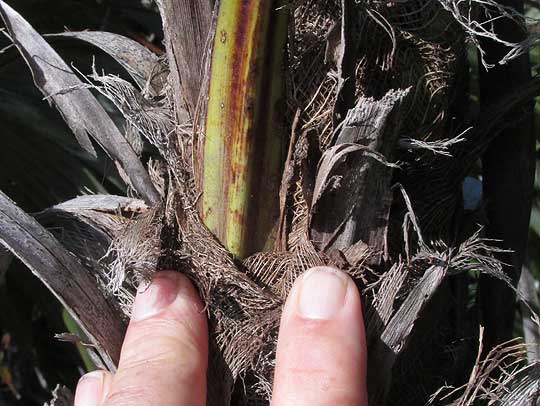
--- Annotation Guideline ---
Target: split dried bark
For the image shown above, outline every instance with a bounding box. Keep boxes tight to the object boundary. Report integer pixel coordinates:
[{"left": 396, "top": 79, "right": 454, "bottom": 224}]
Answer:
[
  {"left": 310, "top": 88, "right": 410, "bottom": 262},
  {"left": 158, "top": 0, "right": 214, "bottom": 118},
  {"left": 47, "top": 31, "right": 161, "bottom": 91},
  {"left": 0, "top": 191, "right": 125, "bottom": 370},
  {"left": 0, "top": 1, "right": 160, "bottom": 204}
]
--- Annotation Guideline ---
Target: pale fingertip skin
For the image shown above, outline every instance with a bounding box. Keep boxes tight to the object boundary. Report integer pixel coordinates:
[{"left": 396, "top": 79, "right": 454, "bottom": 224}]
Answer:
[
  {"left": 74, "top": 370, "right": 112, "bottom": 406},
  {"left": 102, "top": 271, "right": 208, "bottom": 406},
  {"left": 271, "top": 266, "right": 368, "bottom": 406}
]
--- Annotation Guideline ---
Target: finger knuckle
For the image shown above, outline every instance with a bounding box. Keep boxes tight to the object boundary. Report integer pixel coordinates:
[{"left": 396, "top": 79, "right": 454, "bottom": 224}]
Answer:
[
  {"left": 119, "top": 318, "right": 206, "bottom": 373},
  {"left": 103, "top": 384, "right": 153, "bottom": 406}
]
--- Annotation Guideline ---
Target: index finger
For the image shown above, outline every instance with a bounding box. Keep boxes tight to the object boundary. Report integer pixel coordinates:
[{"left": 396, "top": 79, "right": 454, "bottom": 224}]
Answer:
[
  {"left": 271, "top": 267, "right": 368, "bottom": 406},
  {"left": 102, "top": 271, "right": 208, "bottom": 406}
]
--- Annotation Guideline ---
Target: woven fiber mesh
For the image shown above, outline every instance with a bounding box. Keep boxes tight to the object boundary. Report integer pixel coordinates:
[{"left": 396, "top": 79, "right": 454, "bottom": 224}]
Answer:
[{"left": 354, "top": 0, "right": 466, "bottom": 141}]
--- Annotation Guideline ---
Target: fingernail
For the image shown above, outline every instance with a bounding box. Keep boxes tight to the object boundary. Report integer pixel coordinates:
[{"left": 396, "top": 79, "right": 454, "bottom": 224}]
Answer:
[
  {"left": 132, "top": 271, "right": 181, "bottom": 321},
  {"left": 75, "top": 371, "right": 105, "bottom": 406},
  {"left": 297, "top": 267, "right": 348, "bottom": 320}
]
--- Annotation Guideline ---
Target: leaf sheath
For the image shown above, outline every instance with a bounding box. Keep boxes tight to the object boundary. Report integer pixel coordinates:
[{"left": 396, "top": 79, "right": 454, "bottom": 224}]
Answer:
[{"left": 202, "top": 0, "right": 287, "bottom": 258}]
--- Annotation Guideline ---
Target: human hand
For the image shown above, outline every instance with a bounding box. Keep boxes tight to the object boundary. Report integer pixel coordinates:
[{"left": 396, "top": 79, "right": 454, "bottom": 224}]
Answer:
[{"left": 74, "top": 267, "right": 367, "bottom": 406}]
